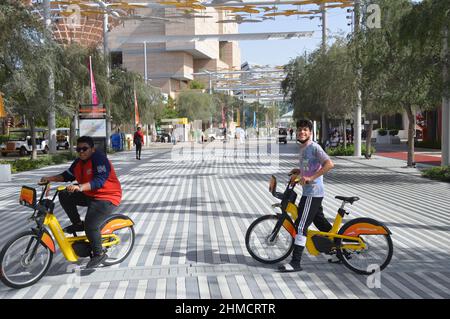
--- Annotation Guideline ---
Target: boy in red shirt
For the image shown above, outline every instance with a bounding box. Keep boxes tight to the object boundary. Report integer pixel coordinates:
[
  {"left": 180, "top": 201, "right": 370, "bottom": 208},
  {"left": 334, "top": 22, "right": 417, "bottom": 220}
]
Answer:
[{"left": 41, "top": 136, "right": 122, "bottom": 269}]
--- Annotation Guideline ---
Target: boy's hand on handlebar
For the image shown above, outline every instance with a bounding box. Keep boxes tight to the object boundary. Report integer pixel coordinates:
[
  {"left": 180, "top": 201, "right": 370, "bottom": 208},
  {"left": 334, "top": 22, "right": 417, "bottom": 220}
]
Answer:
[
  {"left": 66, "top": 185, "right": 81, "bottom": 193},
  {"left": 289, "top": 174, "right": 299, "bottom": 186},
  {"left": 39, "top": 177, "right": 50, "bottom": 184},
  {"left": 300, "top": 176, "right": 312, "bottom": 185}
]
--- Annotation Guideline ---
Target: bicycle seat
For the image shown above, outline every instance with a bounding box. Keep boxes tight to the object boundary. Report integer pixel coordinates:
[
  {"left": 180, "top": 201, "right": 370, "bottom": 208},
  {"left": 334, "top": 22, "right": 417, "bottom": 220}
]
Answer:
[{"left": 335, "top": 196, "right": 360, "bottom": 204}]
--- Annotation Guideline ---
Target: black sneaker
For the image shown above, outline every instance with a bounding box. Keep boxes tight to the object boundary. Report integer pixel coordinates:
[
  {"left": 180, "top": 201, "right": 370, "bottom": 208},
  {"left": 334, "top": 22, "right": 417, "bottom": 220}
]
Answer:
[
  {"left": 86, "top": 253, "right": 108, "bottom": 269},
  {"left": 63, "top": 222, "right": 84, "bottom": 234},
  {"left": 278, "top": 261, "right": 303, "bottom": 273}
]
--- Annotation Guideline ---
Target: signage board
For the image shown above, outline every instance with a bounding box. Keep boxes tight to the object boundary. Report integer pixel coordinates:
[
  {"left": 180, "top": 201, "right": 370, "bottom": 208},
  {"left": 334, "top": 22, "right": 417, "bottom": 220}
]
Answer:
[{"left": 79, "top": 119, "right": 106, "bottom": 137}]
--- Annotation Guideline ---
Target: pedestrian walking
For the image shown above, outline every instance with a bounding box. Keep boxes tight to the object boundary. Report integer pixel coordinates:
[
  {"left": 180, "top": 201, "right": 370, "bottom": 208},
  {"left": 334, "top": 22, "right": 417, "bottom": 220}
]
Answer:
[{"left": 133, "top": 127, "right": 144, "bottom": 160}]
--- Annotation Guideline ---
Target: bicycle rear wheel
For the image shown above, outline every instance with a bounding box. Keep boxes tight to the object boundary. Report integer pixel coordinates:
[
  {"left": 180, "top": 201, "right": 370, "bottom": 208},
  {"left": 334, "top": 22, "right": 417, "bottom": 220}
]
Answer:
[
  {"left": 336, "top": 218, "right": 393, "bottom": 275},
  {"left": 0, "top": 231, "right": 53, "bottom": 289},
  {"left": 245, "top": 215, "right": 294, "bottom": 264},
  {"left": 102, "top": 224, "right": 135, "bottom": 266}
]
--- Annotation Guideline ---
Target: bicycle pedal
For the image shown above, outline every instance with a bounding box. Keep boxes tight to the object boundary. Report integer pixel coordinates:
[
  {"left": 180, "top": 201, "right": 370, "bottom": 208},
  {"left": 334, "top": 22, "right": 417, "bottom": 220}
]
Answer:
[{"left": 328, "top": 258, "right": 342, "bottom": 264}]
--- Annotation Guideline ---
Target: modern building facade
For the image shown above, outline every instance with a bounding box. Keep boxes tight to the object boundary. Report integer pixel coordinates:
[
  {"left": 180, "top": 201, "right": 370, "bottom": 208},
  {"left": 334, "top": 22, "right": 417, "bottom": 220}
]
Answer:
[{"left": 108, "top": 6, "right": 241, "bottom": 98}]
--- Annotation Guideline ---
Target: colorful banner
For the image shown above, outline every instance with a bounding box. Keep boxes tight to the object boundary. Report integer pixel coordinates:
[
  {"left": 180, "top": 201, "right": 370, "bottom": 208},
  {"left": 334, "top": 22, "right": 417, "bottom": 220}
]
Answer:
[
  {"left": 134, "top": 89, "right": 140, "bottom": 126},
  {"left": 253, "top": 111, "right": 256, "bottom": 129},
  {"left": 89, "top": 56, "right": 99, "bottom": 106},
  {"left": 0, "top": 93, "right": 5, "bottom": 118}
]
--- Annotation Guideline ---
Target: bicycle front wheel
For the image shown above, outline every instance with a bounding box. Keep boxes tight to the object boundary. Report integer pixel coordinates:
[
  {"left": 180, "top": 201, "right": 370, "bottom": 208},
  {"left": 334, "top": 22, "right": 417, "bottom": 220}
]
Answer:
[
  {"left": 245, "top": 215, "right": 294, "bottom": 264},
  {"left": 0, "top": 231, "right": 53, "bottom": 289},
  {"left": 336, "top": 218, "right": 393, "bottom": 275}
]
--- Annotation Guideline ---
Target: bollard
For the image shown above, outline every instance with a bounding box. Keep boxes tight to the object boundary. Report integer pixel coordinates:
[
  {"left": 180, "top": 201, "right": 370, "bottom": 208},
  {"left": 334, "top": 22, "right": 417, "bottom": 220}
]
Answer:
[{"left": 0, "top": 164, "right": 12, "bottom": 182}]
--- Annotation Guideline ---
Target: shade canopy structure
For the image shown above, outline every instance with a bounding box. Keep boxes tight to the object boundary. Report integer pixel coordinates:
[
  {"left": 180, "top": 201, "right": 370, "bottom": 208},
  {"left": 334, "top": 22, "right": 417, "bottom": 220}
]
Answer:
[{"left": 117, "top": 30, "right": 313, "bottom": 43}]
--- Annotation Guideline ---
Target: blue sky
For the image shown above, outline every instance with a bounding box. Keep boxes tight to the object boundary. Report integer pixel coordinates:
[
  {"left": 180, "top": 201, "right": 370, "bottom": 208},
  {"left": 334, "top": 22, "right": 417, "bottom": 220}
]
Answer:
[{"left": 237, "top": 6, "right": 352, "bottom": 67}]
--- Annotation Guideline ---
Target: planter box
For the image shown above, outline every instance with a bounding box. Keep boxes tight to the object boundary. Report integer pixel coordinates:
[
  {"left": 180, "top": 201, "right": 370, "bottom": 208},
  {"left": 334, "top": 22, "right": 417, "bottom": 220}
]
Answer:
[
  {"left": 0, "top": 164, "right": 11, "bottom": 182},
  {"left": 376, "top": 135, "right": 391, "bottom": 144},
  {"left": 391, "top": 136, "right": 401, "bottom": 144}
]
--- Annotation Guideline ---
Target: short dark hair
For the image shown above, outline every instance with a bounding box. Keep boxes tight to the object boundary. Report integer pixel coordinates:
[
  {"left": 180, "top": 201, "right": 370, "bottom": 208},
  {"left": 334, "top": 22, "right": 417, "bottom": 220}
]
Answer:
[
  {"left": 77, "top": 136, "right": 94, "bottom": 148},
  {"left": 296, "top": 119, "right": 313, "bottom": 131}
]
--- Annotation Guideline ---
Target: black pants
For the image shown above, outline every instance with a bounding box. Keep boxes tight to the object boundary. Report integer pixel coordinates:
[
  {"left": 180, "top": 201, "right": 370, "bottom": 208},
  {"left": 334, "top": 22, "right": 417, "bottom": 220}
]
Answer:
[
  {"left": 58, "top": 191, "right": 115, "bottom": 255},
  {"left": 294, "top": 196, "right": 332, "bottom": 246},
  {"left": 135, "top": 143, "right": 142, "bottom": 159}
]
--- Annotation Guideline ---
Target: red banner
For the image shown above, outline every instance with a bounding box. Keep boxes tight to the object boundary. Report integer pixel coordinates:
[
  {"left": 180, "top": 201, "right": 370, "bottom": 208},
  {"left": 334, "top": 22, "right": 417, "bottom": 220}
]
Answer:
[{"left": 134, "top": 89, "right": 140, "bottom": 126}]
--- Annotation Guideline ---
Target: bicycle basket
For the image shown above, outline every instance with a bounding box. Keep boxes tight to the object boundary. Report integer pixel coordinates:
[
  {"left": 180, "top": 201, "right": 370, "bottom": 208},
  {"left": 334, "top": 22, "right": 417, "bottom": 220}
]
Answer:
[{"left": 19, "top": 186, "right": 36, "bottom": 208}]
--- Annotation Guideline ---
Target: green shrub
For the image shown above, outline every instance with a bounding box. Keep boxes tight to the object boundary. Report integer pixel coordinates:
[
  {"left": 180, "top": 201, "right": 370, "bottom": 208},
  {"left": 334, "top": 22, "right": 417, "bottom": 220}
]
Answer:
[
  {"left": 0, "top": 135, "right": 8, "bottom": 144},
  {"left": 388, "top": 129, "right": 399, "bottom": 136},
  {"left": 326, "top": 144, "right": 376, "bottom": 156},
  {"left": 0, "top": 152, "right": 76, "bottom": 173},
  {"left": 377, "top": 129, "right": 387, "bottom": 136},
  {"left": 422, "top": 166, "right": 450, "bottom": 182}
]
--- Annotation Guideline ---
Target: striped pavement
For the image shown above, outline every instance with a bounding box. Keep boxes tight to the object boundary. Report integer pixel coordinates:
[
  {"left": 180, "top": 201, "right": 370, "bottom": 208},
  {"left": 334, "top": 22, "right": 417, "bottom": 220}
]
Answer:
[{"left": 0, "top": 139, "right": 449, "bottom": 299}]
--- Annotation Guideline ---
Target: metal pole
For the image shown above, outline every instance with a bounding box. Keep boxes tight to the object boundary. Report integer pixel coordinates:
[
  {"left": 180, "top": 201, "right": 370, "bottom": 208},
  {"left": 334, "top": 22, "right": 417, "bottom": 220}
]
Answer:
[
  {"left": 44, "top": 0, "right": 56, "bottom": 154},
  {"left": 321, "top": 4, "right": 327, "bottom": 49},
  {"left": 320, "top": 3, "right": 328, "bottom": 145},
  {"left": 144, "top": 41, "right": 148, "bottom": 84},
  {"left": 442, "top": 24, "right": 450, "bottom": 166},
  {"left": 104, "top": 13, "right": 111, "bottom": 151},
  {"left": 208, "top": 71, "right": 213, "bottom": 129},
  {"left": 353, "top": 0, "right": 362, "bottom": 157}
]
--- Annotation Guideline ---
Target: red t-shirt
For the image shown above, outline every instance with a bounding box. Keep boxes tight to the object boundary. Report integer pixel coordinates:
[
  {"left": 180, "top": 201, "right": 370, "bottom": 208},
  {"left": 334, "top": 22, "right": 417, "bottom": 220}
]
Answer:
[
  {"left": 62, "top": 152, "right": 122, "bottom": 206},
  {"left": 134, "top": 131, "right": 144, "bottom": 145}
]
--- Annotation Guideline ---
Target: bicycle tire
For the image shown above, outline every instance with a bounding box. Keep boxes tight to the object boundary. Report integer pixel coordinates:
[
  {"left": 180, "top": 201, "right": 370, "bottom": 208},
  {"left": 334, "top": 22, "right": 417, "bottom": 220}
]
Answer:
[
  {"left": 245, "top": 215, "right": 294, "bottom": 264},
  {"left": 101, "top": 216, "right": 135, "bottom": 266},
  {"left": 336, "top": 218, "right": 393, "bottom": 275},
  {"left": 0, "top": 231, "right": 53, "bottom": 289}
]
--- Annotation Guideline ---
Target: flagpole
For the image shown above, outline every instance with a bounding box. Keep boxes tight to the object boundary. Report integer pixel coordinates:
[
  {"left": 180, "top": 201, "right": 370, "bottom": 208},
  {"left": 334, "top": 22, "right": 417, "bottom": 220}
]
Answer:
[{"left": 89, "top": 56, "right": 93, "bottom": 104}]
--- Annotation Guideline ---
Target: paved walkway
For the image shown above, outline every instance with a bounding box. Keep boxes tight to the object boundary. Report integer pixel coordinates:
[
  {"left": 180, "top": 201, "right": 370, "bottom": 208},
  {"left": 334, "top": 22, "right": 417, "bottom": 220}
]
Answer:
[{"left": 0, "top": 140, "right": 449, "bottom": 299}]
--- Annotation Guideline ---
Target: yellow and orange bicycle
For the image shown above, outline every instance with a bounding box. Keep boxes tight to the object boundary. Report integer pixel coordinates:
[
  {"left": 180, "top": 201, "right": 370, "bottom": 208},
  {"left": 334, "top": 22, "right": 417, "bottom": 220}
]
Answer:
[
  {"left": 245, "top": 175, "right": 393, "bottom": 275},
  {"left": 0, "top": 182, "right": 135, "bottom": 289}
]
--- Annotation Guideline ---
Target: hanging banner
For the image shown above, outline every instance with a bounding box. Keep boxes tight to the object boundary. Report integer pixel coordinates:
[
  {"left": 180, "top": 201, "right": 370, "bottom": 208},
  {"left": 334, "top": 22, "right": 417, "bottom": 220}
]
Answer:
[
  {"left": 134, "top": 89, "right": 140, "bottom": 126},
  {"left": 253, "top": 111, "right": 256, "bottom": 129},
  {"left": 89, "top": 56, "right": 99, "bottom": 106},
  {"left": 0, "top": 93, "right": 6, "bottom": 118}
]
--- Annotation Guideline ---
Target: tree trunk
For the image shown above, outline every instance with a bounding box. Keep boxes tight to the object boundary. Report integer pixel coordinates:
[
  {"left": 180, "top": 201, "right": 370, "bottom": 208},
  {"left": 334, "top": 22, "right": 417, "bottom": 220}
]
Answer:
[
  {"left": 405, "top": 104, "right": 416, "bottom": 167},
  {"left": 70, "top": 112, "right": 77, "bottom": 156},
  {"left": 365, "top": 114, "right": 373, "bottom": 159},
  {"left": 30, "top": 117, "right": 37, "bottom": 160},
  {"left": 321, "top": 111, "right": 327, "bottom": 145},
  {"left": 343, "top": 118, "right": 347, "bottom": 149}
]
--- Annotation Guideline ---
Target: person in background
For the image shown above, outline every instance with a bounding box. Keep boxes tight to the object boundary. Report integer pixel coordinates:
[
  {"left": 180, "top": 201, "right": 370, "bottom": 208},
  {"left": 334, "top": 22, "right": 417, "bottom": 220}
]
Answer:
[{"left": 133, "top": 126, "right": 144, "bottom": 160}]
